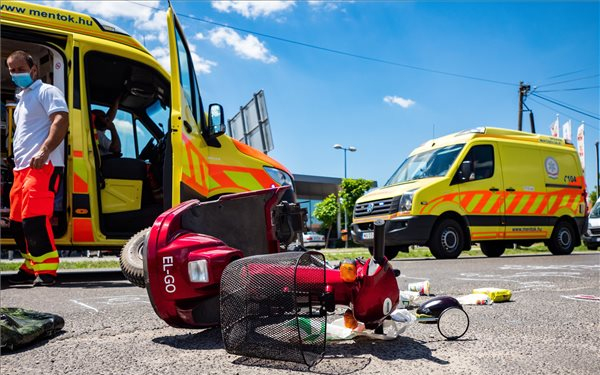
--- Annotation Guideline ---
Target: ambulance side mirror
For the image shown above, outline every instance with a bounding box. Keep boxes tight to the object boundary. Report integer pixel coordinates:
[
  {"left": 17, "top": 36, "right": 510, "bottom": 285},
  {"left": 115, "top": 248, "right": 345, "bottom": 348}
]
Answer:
[
  {"left": 460, "top": 160, "right": 472, "bottom": 181},
  {"left": 207, "top": 103, "right": 226, "bottom": 139},
  {"left": 452, "top": 160, "right": 472, "bottom": 185}
]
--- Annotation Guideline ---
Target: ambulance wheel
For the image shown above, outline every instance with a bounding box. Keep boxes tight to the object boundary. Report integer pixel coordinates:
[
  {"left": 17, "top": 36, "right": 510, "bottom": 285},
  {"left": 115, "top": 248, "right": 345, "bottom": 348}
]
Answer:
[
  {"left": 480, "top": 241, "right": 506, "bottom": 257},
  {"left": 547, "top": 221, "right": 575, "bottom": 255},
  {"left": 429, "top": 219, "right": 464, "bottom": 259},
  {"left": 120, "top": 227, "right": 150, "bottom": 288}
]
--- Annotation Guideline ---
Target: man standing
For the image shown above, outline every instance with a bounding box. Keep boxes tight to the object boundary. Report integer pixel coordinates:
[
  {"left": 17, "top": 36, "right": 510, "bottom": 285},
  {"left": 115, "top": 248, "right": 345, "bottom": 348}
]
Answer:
[{"left": 6, "top": 50, "right": 69, "bottom": 286}]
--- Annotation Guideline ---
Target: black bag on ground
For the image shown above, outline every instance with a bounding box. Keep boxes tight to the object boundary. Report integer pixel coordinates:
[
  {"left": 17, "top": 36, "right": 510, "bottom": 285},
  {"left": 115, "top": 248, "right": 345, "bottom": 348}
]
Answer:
[{"left": 0, "top": 307, "right": 65, "bottom": 351}]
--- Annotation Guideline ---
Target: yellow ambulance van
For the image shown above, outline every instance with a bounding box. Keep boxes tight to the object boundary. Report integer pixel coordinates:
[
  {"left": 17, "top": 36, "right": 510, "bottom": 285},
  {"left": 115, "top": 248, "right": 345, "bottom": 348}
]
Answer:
[
  {"left": 0, "top": 1, "right": 294, "bottom": 252},
  {"left": 351, "top": 127, "right": 587, "bottom": 259}
]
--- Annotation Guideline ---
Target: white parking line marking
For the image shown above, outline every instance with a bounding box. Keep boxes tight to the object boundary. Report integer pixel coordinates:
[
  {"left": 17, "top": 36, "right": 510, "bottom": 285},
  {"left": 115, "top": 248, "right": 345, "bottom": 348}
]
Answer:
[
  {"left": 70, "top": 299, "right": 99, "bottom": 312},
  {"left": 561, "top": 295, "right": 600, "bottom": 302}
]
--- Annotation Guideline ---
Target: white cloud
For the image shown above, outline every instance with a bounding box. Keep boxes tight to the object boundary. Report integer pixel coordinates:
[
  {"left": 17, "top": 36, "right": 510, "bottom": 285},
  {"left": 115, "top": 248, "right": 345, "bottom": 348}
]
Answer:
[
  {"left": 194, "top": 32, "right": 206, "bottom": 40},
  {"left": 70, "top": 1, "right": 159, "bottom": 24},
  {"left": 59, "top": 1, "right": 215, "bottom": 75},
  {"left": 209, "top": 27, "right": 278, "bottom": 63},
  {"left": 384, "top": 96, "right": 416, "bottom": 109},
  {"left": 308, "top": 1, "right": 339, "bottom": 11},
  {"left": 211, "top": 1, "right": 295, "bottom": 18},
  {"left": 42, "top": 1, "right": 65, "bottom": 7},
  {"left": 150, "top": 47, "right": 217, "bottom": 75}
]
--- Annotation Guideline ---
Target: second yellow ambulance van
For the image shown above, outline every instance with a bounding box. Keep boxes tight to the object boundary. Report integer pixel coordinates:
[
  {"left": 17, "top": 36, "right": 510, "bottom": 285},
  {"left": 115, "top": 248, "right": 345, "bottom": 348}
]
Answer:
[{"left": 351, "top": 127, "right": 587, "bottom": 259}]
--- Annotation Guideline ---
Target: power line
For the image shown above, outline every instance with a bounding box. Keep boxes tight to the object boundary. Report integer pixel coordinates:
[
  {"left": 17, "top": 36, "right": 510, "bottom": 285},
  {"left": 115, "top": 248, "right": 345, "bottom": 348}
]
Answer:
[
  {"left": 545, "top": 67, "right": 595, "bottom": 80},
  {"left": 532, "top": 93, "right": 599, "bottom": 118},
  {"left": 530, "top": 93, "right": 600, "bottom": 121},
  {"left": 536, "top": 74, "right": 600, "bottom": 89},
  {"left": 130, "top": 1, "right": 517, "bottom": 87},
  {"left": 528, "top": 97, "right": 599, "bottom": 132},
  {"left": 535, "top": 85, "right": 600, "bottom": 93}
]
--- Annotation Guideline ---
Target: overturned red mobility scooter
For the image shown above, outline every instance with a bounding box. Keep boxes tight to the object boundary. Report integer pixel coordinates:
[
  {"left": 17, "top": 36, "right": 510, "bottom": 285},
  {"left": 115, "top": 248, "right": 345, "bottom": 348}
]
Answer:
[{"left": 122, "top": 187, "right": 466, "bottom": 366}]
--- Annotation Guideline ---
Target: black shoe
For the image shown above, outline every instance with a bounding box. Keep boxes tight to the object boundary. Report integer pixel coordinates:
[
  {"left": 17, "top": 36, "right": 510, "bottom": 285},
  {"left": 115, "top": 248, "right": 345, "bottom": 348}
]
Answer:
[
  {"left": 33, "top": 274, "right": 57, "bottom": 287},
  {"left": 8, "top": 270, "right": 36, "bottom": 285}
]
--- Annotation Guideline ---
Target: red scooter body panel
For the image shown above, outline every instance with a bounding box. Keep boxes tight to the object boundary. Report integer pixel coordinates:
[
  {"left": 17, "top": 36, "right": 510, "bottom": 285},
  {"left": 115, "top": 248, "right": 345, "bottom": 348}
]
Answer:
[{"left": 352, "top": 259, "right": 400, "bottom": 328}]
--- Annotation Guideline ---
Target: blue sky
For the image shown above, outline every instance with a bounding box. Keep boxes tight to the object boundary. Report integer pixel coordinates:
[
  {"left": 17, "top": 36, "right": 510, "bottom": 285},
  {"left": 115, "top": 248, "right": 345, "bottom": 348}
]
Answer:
[{"left": 45, "top": 1, "right": 599, "bottom": 188}]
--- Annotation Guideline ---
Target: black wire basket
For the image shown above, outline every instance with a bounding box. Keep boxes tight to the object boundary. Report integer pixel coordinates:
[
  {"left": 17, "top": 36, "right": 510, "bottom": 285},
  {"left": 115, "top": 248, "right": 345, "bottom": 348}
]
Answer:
[{"left": 220, "top": 251, "right": 327, "bottom": 366}]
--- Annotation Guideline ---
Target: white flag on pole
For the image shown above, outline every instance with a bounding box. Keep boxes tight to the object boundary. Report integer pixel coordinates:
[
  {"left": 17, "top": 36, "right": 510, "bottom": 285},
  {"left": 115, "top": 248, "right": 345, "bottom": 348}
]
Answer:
[
  {"left": 562, "top": 120, "right": 572, "bottom": 142},
  {"left": 550, "top": 117, "right": 559, "bottom": 137},
  {"left": 577, "top": 123, "right": 585, "bottom": 170}
]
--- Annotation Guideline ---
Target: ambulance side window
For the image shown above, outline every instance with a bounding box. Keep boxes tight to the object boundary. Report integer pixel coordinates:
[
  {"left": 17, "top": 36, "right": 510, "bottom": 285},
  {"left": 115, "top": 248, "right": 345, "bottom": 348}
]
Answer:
[
  {"left": 175, "top": 25, "right": 203, "bottom": 131},
  {"left": 91, "top": 105, "right": 136, "bottom": 158},
  {"left": 463, "top": 145, "right": 494, "bottom": 181}
]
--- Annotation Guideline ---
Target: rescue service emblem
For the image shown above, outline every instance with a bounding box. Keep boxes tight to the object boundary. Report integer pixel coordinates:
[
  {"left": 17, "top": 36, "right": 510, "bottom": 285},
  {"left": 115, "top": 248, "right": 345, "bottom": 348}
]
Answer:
[{"left": 545, "top": 157, "right": 559, "bottom": 179}]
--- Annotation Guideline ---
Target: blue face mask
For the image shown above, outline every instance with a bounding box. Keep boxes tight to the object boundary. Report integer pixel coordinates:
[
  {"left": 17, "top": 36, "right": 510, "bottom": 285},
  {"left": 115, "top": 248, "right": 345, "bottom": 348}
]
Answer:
[{"left": 11, "top": 72, "right": 34, "bottom": 89}]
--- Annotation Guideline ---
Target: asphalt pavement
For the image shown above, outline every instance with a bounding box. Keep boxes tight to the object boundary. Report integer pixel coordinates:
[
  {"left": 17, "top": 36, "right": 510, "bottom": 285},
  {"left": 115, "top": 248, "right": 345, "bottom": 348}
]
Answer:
[{"left": 1, "top": 253, "right": 599, "bottom": 375}]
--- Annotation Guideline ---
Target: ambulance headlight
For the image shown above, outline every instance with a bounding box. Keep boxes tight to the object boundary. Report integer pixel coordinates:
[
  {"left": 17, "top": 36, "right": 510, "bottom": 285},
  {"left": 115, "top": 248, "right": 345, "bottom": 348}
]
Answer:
[
  {"left": 188, "top": 259, "right": 209, "bottom": 283},
  {"left": 264, "top": 167, "right": 294, "bottom": 189},
  {"left": 398, "top": 190, "right": 415, "bottom": 213}
]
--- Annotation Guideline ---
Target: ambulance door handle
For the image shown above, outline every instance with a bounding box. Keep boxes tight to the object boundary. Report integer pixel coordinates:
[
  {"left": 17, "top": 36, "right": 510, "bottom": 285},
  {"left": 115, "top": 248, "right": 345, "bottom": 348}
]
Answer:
[
  {"left": 489, "top": 187, "right": 499, "bottom": 192},
  {"left": 183, "top": 120, "right": 192, "bottom": 133},
  {"left": 506, "top": 188, "right": 516, "bottom": 192}
]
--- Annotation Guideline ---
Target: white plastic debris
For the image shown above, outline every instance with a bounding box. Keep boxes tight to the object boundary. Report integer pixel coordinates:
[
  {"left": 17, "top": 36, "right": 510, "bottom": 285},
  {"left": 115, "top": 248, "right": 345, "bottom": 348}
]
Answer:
[
  {"left": 456, "top": 293, "right": 493, "bottom": 305},
  {"left": 400, "top": 290, "right": 420, "bottom": 307},
  {"left": 326, "top": 310, "right": 415, "bottom": 341}
]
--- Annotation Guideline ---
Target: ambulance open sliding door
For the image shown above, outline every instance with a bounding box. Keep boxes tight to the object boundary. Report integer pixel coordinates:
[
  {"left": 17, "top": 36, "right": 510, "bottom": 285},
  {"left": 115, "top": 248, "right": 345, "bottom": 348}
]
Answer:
[{"left": 497, "top": 143, "right": 547, "bottom": 240}]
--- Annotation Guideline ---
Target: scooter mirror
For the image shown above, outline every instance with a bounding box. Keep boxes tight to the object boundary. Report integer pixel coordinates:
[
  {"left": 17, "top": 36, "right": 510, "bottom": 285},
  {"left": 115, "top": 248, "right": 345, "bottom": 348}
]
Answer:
[{"left": 437, "top": 307, "right": 469, "bottom": 340}]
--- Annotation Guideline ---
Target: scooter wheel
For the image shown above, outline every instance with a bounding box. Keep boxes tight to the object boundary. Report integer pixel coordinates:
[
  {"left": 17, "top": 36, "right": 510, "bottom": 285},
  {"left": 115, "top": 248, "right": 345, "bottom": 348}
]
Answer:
[{"left": 120, "top": 227, "right": 150, "bottom": 288}]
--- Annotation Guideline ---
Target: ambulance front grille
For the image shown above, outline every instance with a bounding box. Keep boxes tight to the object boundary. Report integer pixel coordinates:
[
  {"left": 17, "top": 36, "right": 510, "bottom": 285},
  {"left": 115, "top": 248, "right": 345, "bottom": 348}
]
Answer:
[{"left": 354, "top": 197, "right": 398, "bottom": 218}]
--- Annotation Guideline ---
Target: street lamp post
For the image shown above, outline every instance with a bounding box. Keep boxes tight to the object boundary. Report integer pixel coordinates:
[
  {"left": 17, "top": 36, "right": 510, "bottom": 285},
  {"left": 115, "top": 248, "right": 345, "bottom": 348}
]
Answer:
[{"left": 333, "top": 144, "right": 357, "bottom": 248}]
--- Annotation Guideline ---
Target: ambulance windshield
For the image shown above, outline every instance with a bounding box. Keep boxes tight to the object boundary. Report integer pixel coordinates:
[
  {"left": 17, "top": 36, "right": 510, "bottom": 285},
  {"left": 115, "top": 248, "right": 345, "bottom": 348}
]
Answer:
[
  {"left": 590, "top": 201, "right": 600, "bottom": 218},
  {"left": 385, "top": 144, "right": 464, "bottom": 186}
]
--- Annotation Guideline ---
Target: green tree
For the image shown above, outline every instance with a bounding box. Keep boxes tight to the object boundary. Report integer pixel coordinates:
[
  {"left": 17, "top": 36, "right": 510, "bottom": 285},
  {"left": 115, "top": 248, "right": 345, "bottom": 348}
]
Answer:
[
  {"left": 340, "top": 178, "right": 374, "bottom": 219},
  {"left": 313, "top": 194, "right": 339, "bottom": 246},
  {"left": 590, "top": 188, "right": 598, "bottom": 205}
]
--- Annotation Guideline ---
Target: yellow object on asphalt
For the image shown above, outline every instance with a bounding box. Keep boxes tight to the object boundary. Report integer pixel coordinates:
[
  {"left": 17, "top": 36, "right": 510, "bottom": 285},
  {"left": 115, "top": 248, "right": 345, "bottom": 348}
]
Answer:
[{"left": 472, "top": 287, "right": 512, "bottom": 302}]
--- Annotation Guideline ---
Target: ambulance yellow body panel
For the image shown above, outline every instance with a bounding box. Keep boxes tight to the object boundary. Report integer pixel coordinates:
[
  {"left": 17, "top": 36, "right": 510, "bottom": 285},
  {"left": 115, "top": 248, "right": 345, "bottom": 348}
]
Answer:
[
  {"left": 351, "top": 127, "right": 586, "bottom": 259},
  {"left": 1, "top": 1, "right": 294, "bottom": 251}
]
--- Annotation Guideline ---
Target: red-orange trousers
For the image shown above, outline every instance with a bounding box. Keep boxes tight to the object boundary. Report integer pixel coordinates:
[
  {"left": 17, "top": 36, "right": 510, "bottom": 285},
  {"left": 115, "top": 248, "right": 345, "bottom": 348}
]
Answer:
[{"left": 9, "top": 163, "right": 60, "bottom": 277}]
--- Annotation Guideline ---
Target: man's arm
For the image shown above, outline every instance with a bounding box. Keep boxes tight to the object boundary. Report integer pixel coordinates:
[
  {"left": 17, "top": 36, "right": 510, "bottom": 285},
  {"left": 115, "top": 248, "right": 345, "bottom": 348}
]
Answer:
[
  {"left": 106, "top": 94, "right": 121, "bottom": 122},
  {"left": 30, "top": 111, "right": 69, "bottom": 169}
]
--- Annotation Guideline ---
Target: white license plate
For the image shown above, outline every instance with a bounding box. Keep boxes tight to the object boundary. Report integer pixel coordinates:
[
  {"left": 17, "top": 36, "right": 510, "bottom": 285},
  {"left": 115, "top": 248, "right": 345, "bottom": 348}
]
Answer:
[{"left": 362, "top": 232, "right": 374, "bottom": 240}]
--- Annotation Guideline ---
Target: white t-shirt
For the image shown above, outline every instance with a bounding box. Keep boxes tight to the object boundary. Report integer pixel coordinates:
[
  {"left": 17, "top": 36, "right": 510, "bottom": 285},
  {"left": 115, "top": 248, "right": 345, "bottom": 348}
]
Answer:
[
  {"left": 96, "top": 129, "right": 113, "bottom": 156},
  {"left": 13, "top": 79, "right": 68, "bottom": 170}
]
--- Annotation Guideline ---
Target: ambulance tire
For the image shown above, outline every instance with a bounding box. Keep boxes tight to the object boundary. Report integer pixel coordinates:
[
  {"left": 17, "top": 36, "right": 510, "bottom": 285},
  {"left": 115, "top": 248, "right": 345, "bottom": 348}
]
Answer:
[
  {"left": 429, "top": 219, "right": 464, "bottom": 259},
  {"left": 547, "top": 221, "right": 576, "bottom": 255},
  {"left": 480, "top": 241, "right": 506, "bottom": 257},
  {"left": 120, "top": 227, "right": 150, "bottom": 288}
]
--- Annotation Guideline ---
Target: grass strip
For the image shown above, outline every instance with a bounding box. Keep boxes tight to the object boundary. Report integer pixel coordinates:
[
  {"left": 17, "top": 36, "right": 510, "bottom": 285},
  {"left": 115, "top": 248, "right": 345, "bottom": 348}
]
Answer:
[
  {"left": 0, "top": 260, "right": 120, "bottom": 272},
  {"left": 320, "top": 244, "right": 592, "bottom": 261}
]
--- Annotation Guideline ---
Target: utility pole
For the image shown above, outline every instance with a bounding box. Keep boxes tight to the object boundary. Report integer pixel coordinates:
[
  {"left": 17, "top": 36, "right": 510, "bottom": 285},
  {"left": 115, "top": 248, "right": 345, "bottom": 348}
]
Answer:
[{"left": 518, "top": 81, "right": 531, "bottom": 132}]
